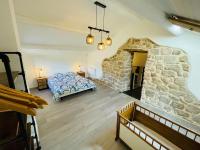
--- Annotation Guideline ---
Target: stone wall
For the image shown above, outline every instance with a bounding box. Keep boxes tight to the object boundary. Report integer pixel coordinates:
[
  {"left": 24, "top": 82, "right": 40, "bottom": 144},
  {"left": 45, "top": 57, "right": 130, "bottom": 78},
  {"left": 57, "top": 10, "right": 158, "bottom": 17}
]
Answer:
[
  {"left": 102, "top": 38, "right": 200, "bottom": 125},
  {"left": 102, "top": 50, "right": 132, "bottom": 91}
]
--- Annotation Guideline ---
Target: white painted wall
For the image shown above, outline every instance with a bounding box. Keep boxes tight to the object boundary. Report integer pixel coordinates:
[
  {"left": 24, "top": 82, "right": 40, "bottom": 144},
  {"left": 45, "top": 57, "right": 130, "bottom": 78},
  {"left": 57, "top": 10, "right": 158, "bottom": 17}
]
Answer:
[
  {"left": 87, "top": 19, "right": 200, "bottom": 99},
  {"left": 0, "top": 0, "right": 20, "bottom": 52},
  {"left": 22, "top": 49, "right": 88, "bottom": 88},
  {"left": 0, "top": 0, "right": 25, "bottom": 90}
]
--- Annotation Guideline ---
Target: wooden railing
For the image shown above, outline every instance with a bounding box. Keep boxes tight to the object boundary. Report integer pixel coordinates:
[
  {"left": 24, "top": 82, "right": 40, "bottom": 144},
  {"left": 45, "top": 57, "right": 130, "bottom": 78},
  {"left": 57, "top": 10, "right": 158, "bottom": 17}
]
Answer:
[
  {"left": 119, "top": 114, "right": 169, "bottom": 150},
  {"left": 116, "top": 102, "right": 200, "bottom": 150},
  {"left": 135, "top": 104, "right": 200, "bottom": 144}
]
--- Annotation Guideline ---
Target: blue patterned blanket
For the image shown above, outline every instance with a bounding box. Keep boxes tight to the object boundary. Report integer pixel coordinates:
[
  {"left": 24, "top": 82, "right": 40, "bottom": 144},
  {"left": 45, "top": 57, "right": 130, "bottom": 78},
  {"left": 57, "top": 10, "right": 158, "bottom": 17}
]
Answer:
[{"left": 48, "top": 72, "right": 96, "bottom": 100}]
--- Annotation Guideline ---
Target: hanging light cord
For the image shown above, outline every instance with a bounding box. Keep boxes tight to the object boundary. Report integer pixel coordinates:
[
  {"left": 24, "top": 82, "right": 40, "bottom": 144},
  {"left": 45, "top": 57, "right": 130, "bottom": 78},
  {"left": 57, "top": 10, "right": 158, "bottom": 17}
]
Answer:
[
  {"left": 96, "top": 5, "right": 97, "bottom": 28},
  {"left": 101, "top": 31, "right": 103, "bottom": 42},
  {"left": 103, "top": 8, "right": 105, "bottom": 30}
]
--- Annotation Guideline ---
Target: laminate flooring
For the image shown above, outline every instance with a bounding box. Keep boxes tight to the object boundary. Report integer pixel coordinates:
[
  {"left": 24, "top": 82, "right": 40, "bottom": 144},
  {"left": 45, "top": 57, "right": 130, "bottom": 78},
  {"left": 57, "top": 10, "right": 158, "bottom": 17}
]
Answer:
[{"left": 31, "top": 83, "right": 136, "bottom": 150}]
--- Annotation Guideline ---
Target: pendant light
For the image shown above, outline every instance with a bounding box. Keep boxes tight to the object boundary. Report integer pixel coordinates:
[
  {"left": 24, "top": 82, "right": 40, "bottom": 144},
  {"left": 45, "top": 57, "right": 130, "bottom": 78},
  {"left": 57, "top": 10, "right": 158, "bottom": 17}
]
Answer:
[
  {"left": 106, "top": 34, "right": 112, "bottom": 46},
  {"left": 86, "top": 1, "right": 112, "bottom": 50},
  {"left": 97, "top": 42, "right": 105, "bottom": 50},
  {"left": 103, "top": 7, "right": 112, "bottom": 47},
  {"left": 98, "top": 31, "right": 105, "bottom": 50},
  {"left": 86, "top": 29, "right": 94, "bottom": 44}
]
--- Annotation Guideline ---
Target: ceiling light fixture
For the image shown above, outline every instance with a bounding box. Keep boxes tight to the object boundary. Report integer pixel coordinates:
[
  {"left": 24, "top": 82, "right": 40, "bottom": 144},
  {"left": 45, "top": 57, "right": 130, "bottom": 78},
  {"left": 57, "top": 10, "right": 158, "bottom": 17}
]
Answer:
[
  {"left": 106, "top": 34, "right": 112, "bottom": 46},
  {"left": 86, "top": 28, "right": 94, "bottom": 44},
  {"left": 86, "top": 1, "right": 112, "bottom": 50},
  {"left": 98, "top": 31, "right": 105, "bottom": 50}
]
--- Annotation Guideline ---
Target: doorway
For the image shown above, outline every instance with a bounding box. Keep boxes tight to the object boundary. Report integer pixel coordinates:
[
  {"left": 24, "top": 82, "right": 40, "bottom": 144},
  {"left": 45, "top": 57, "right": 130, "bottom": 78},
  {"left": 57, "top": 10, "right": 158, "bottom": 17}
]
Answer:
[{"left": 123, "top": 50, "right": 148, "bottom": 100}]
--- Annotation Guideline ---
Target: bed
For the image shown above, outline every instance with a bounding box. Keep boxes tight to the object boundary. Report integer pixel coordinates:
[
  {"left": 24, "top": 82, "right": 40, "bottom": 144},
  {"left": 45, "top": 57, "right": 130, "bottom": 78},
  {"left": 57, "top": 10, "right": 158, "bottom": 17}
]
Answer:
[{"left": 48, "top": 72, "right": 96, "bottom": 101}]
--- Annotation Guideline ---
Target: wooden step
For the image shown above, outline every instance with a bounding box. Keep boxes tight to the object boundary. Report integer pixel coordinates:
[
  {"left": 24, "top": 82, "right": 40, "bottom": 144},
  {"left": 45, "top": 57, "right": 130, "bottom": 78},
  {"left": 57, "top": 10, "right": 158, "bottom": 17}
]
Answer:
[
  {"left": 0, "top": 111, "right": 34, "bottom": 150},
  {"left": 0, "top": 111, "right": 19, "bottom": 139}
]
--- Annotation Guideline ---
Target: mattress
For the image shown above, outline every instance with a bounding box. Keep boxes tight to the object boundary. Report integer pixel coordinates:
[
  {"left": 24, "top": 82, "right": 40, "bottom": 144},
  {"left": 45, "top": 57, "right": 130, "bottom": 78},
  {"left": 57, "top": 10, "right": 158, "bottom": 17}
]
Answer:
[{"left": 48, "top": 72, "right": 96, "bottom": 100}]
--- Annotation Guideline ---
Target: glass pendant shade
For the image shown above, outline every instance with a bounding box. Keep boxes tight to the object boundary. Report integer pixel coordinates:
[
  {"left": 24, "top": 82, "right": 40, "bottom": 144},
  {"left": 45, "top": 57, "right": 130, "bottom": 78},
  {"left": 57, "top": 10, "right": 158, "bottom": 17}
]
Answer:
[
  {"left": 86, "top": 34, "right": 94, "bottom": 44},
  {"left": 106, "top": 36, "right": 112, "bottom": 46},
  {"left": 97, "top": 42, "right": 105, "bottom": 50},
  {"left": 86, "top": 2, "right": 111, "bottom": 49}
]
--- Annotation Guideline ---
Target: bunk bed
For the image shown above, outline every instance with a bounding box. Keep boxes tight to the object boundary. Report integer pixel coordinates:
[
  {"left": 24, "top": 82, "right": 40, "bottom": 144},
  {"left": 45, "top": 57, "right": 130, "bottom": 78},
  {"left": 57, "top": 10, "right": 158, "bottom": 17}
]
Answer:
[
  {"left": 0, "top": 52, "right": 43, "bottom": 150},
  {"left": 116, "top": 102, "right": 200, "bottom": 150}
]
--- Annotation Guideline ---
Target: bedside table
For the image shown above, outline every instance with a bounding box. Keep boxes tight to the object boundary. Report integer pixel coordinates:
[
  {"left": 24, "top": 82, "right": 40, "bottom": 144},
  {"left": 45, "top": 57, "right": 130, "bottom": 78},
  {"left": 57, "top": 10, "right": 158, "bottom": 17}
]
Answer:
[
  {"left": 77, "top": 71, "right": 85, "bottom": 78},
  {"left": 36, "top": 77, "right": 48, "bottom": 90}
]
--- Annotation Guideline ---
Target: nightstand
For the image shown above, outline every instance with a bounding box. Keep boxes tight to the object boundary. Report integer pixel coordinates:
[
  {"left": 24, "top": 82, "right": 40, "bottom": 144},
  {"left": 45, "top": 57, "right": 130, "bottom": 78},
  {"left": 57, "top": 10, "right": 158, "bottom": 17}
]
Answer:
[
  {"left": 36, "top": 77, "right": 48, "bottom": 90},
  {"left": 77, "top": 71, "right": 85, "bottom": 78}
]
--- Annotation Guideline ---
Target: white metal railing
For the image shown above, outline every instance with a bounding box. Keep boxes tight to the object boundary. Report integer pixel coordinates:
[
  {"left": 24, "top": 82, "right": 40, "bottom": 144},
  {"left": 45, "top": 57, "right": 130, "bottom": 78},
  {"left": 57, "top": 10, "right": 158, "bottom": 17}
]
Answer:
[
  {"left": 118, "top": 102, "right": 200, "bottom": 150},
  {"left": 135, "top": 105, "right": 200, "bottom": 144},
  {"left": 119, "top": 114, "right": 169, "bottom": 150}
]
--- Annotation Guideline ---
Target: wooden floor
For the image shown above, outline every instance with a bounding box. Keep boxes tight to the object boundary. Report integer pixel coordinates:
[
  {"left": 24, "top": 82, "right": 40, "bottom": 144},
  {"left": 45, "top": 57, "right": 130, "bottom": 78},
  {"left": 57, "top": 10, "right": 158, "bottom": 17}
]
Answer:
[{"left": 31, "top": 83, "right": 136, "bottom": 150}]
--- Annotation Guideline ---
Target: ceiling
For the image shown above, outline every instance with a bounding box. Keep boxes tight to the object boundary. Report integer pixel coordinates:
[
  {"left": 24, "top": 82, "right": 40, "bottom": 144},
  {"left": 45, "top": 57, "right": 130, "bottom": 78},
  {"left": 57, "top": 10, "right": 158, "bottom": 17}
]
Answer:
[
  {"left": 118, "top": 0, "right": 200, "bottom": 29},
  {"left": 13, "top": 0, "right": 200, "bottom": 50},
  {"left": 14, "top": 0, "right": 140, "bottom": 33}
]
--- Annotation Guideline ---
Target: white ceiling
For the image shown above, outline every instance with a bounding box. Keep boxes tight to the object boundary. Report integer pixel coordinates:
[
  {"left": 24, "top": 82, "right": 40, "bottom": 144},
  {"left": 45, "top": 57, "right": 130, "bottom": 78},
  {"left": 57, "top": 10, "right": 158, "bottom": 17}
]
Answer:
[
  {"left": 14, "top": 0, "right": 140, "bottom": 33},
  {"left": 13, "top": 0, "right": 200, "bottom": 51},
  {"left": 118, "top": 0, "right": 200, "bottom": 29}
]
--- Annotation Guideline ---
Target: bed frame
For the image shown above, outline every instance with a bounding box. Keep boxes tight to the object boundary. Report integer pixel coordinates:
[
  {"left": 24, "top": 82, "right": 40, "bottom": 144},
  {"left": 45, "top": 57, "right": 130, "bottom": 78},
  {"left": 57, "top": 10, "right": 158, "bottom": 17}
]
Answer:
[
  {"left": 58, "top": 87, "right": 96, "bottom": 101},
  {"left": 0, "top": 52, "right": 41, "bottom": 150},
  {"left": 115, "top": 102, "right": 200, "bottom": 150}
]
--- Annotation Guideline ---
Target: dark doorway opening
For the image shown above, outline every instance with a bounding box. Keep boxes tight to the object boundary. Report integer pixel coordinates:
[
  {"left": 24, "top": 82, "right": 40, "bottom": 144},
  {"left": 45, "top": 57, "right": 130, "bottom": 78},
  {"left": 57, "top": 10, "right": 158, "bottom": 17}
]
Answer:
[{"left": 123, "top": 50, "right": 147, "bottom": 100}]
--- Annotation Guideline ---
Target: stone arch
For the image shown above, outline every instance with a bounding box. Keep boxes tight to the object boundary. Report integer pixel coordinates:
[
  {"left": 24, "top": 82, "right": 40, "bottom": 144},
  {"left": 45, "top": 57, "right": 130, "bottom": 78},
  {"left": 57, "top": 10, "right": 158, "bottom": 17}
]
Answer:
[{"left": 102, "top": 38, "right": 200, "bottom": 125}]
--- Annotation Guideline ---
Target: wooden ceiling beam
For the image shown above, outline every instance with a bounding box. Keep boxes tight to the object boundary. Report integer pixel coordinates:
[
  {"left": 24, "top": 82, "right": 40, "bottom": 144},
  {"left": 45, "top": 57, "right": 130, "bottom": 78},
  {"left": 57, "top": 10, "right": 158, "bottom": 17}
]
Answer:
[{"left": 168, "top": 14, "right": 200, "bottom": 32}]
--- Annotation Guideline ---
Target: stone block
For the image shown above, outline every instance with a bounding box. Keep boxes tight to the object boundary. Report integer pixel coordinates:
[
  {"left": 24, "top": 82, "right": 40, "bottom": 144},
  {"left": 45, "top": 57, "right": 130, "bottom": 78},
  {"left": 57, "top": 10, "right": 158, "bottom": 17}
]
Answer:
[
  {"left": 161, "top": 77, "right": 171, "bottom": 84},
  {"left": 179, "top": 55, "right": 188, "bottom": 62},
  {"left": 183, "top": 71, "right": 189, "bottom": 78},
  {"left": 151, "top": 73, "right": 157, "bottom": 77},
  {"left": 162, "top": 70, "right": 177, "bottom": 77},
  {"left": 192, "top": 115, "right": 200, "bottom": 124},
  {"left": 174, "top": 78, "right": 185, "bottom": 86},
  {"left": 174, "top": 109, "right": 189, "bottom": 118},
  {"left": 144, "top": 72, "right": 151, "bottom": 77},
  {"left": 168, "top": 83, "right": 179, "bottom": 90},
  {"left": 149, "top": 49, "right": 160, "bottom": 55},
  {"left": 169, "top": 95, "right": 181, "bottom": 102},
  {"left": 117, "top": 61, "right": 123, "bottom": 65},
  {"left": 169, "top": 89, "right": 185, "bottom": 97},
  {"left": 182, "top": 63, "right": 189, "bottom": 72},
  {"left": 163, "top": 106, "right": 172, "bottom": 112},
  {"left": 157, "top": 84, "right": 168, "bottom": 91},
  {"left": 156, "top": 69, "right": 162, "bottom": 74},
  {"left": 160, "top": 48, "right": 172, "bottom": 55},
  {"left": 152, "top": 78, "right": 162, "bottom": 85},
  {"left": 192, "top": 102, "right": 200, "bottom": 108},
  {"left": 156, "top": 64, "right": 163, "bottom": 70},
  {"left": 185, "top": 105, "right": 200, "bottom": 114},
  {"left": 171, "top": 101, "right": 184, "bottom": 110},
  {"left": 145, "top": 89, "right": 155, "bottom": 98},
  {"left": 155, "top": 56, "right": 163, "bottom": 61},
  {"left": 172, "top": 49, "right": 181, "bottom": 55},
  {"left": 164, "top": 64, "right": 182, "bottom": 76},
  {"left": 159, "top": 95, "right": 171, "bottom": 104},
  {"left": 164, "top": 56, "right": 178, "bottom": 64}
]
